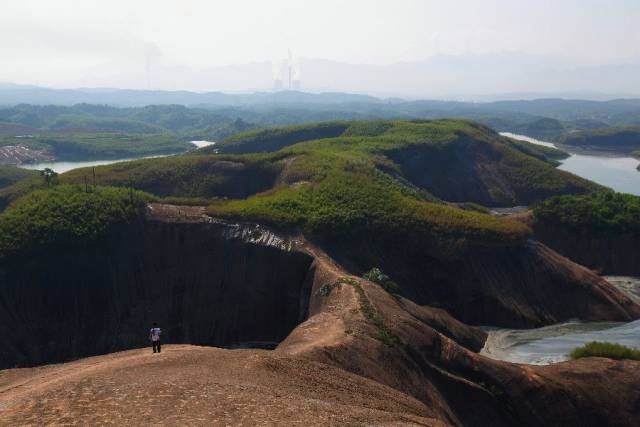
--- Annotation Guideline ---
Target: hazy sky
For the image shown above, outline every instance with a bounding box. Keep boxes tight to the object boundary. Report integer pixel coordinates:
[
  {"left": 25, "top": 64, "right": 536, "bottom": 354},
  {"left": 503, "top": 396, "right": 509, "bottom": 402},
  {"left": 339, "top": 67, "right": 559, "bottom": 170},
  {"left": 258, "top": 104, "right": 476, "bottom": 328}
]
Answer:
[{"left": 1, "top": 0, "right": 639, "bottom": 90}]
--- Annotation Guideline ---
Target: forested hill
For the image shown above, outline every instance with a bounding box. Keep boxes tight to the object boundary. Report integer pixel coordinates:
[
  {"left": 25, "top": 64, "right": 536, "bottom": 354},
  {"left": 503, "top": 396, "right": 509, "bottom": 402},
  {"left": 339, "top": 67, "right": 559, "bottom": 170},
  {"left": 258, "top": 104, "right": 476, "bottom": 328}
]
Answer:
[{"left": 1, "top": 89, "right": 640, "bottom": 141}]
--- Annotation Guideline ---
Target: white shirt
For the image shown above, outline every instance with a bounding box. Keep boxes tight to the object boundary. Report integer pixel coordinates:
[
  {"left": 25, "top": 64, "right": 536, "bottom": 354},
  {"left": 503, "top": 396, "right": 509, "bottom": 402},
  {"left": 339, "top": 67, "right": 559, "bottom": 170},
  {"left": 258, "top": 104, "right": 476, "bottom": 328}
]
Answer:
[{"left": 150, "top": 327, "right": 161, "bottom": 342}]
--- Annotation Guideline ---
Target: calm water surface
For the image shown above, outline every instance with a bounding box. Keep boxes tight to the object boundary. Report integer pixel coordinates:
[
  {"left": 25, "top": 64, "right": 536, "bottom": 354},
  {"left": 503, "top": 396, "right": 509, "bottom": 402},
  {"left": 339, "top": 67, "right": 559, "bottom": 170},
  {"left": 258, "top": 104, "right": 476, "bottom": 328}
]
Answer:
[
  {"left": 484, "top": 136, "right": 640, "bottom": 364},
  {"left": 500, "top": 132, "right": 640, "bottom": 196},
  {"left": 481, "top": 277, "right": 640, "bottom": 365},
  {"left": 19, "top": 140, "right": 216, "bottom": 174}
]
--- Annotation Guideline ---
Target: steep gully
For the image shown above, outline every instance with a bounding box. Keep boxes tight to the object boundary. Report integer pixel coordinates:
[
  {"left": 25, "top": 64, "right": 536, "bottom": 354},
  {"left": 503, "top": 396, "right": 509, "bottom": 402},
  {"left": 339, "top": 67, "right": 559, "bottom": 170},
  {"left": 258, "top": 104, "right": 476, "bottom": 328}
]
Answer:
[{"left": 1, "top": 203, "right": 639, "bottom": 425}]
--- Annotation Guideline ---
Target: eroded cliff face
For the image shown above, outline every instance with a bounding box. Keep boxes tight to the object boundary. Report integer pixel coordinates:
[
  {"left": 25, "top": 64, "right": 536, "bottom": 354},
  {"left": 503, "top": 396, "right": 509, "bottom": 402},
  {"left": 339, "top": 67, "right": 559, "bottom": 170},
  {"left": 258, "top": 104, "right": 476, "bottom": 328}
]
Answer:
[
  {"left": 328, "top": 237, "right": 640, "bottom": 328},
  {"left": 2, "top": 204, "right": 638, "bottom": 368},
  {"left": 0, "top": 206, "right": 314, "bottom": 368},
  {"left": 386, "top": 136, "right": 593, "bottom": 207},
  {"left": 1, "top": 206, "right": 639, "bottom": 425},
  {"left": 532, "top": 219, "right": 640, "bottom": 276}
]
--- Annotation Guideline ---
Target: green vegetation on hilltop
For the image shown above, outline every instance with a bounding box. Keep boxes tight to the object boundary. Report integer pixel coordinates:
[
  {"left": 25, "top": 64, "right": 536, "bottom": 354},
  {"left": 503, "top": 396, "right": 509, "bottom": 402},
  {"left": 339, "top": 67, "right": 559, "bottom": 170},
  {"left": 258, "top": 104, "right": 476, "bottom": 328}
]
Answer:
[
  {"left": 0, "top": 152, "right": 283, "bottom": 211},
  {"left": 534, "top": 192, "right": 640, "bottom": 233},
  {"left": 0, "top": 104, "right": 257, "bottom": 163},
  {"left": 208, "top": 120, "right": 536, "bottom": 251},
  {"left": 559, "top": 127, "right": 640, "bottom": 153},
  {"left": 508, "top": 117, "right": 566, "bottom": 141},
  {"left": 207, "top": 152, "right": 528, "bottom": 248},
  {"left": 362, "top": 267, "right": 400, "bottom": 294},
  {"left": 0, "top": 185, "right": 153, "bottom": 257},
  {"left": 216, "top": 121, "right": 350, "bottom": 154},
  {"left": 0, "top": 165, "right": 38, "bottom": 189},
  {"left": 382, "top": 123, "right": 597, "bottom": 205},
  {"left": 0, "top": 133, "right": 191, "bottom": 161},
  {"left": 2, "top": 119, "right": 604, "bottom": 261},
  {"left": 504, "top": 137, "right": 570, "bottom": 165},
  {"left": 0, "top": 104, "right": 253, "bottom": 137},
  {"left": 569, "top": 341, "right": 640, "bottom": 361},
  {"left": 60, "top": 154, "right": 282, "bottom": 199},
  {"left": 0, "top": 173, "right": 46, "bottom": 211}
]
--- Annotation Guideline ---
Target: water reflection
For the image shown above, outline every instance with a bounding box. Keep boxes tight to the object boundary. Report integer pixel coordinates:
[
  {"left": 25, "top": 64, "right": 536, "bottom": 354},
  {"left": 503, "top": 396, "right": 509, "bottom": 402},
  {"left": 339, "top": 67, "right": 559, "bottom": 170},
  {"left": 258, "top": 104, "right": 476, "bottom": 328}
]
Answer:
[
  {"left": 18, "top": 141, "right": 215, "bottom": 174},
  {"left": 500, "top": 132, "right": 640, "bottom": 195},
  {"left": 481, "top": 277, "right": 640, "bottom": 365}
]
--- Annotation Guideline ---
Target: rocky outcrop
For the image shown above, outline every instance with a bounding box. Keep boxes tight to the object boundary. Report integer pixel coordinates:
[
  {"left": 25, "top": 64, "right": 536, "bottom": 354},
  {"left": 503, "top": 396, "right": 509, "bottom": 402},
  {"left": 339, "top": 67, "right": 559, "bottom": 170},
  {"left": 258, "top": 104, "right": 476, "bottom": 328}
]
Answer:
[
  {"left": 0, "top": 144, "right": 53, "bottom": 165},
  {"left": 532, "top": 219, "right": 640, "bottom": 276}
]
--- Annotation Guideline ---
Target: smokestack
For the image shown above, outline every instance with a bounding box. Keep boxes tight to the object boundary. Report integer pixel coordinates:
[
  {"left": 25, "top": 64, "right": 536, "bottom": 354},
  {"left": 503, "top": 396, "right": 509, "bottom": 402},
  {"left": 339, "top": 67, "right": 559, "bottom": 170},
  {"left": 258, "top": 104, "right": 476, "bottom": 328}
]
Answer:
[
  {"left": 288, "top": 48, "right": 293, "bottom": 90},
  {"left": 273, "top": 50, "right": 300, "bottom": 91}
]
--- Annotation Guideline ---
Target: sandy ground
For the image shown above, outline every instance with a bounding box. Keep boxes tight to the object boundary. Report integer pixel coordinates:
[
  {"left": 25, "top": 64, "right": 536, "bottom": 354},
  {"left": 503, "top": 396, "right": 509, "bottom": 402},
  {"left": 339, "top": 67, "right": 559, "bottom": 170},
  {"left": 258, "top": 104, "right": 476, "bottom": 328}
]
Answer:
[{"left": 0, "top": 345, "right": 446, "bottom": 426}]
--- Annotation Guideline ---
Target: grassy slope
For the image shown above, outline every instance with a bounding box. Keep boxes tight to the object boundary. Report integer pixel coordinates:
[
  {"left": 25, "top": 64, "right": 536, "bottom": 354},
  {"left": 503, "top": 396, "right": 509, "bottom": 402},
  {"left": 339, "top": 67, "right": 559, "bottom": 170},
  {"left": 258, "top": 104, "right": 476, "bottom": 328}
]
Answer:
[
  {"left": 0, "top": 165, "right": 38, "bottom": 189},
  {"left": 209, "top": 120, "right": 545, "bottom": 251},
  {"left": 0, "top": 154, "right": 282, "bottom": 211},
  {"left": 0, "top": 133, "right": 192, "bottom": 161},
  {"left": 503, "top": 137, "right": 570, "bottom": 164},
  {"left": 381, "top": 122, "right": 598, "bottom": 206},
  {"left": 559, "top": 127, "right": 640, "bottom": 153},
  {"left": 213, "top": 121, "right": 351, "bottom": 154},
  {"left": 0, "top": 185, "right": 153, "bottom": 257},
  {"left": 59, "top": 154, "right": 283, "bottom": 199},
  {"left": 509, "top": 117, "right": 566, "bottom": 141}
]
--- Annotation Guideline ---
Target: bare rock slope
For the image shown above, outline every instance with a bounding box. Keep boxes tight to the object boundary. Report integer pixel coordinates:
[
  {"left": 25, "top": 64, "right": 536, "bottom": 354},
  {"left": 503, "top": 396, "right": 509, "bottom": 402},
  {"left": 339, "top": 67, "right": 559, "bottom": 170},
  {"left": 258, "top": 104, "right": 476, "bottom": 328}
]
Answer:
[{"left": 1, "top": 205, "right": 639, "bottom": 425}]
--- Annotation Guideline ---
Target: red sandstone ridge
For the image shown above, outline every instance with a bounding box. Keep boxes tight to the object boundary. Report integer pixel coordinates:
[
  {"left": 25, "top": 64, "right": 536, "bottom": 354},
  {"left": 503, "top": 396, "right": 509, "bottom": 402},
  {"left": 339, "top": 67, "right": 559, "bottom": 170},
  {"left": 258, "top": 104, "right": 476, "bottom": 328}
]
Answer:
[
  {"left": 0, "top": 207, "right": 637, "bottom": 425},
  {"left": 0, "top": 346, "right": 450, "bottom": 426},
  {"left": 1, "top": 205, "right": 639, "bottom": 425}
]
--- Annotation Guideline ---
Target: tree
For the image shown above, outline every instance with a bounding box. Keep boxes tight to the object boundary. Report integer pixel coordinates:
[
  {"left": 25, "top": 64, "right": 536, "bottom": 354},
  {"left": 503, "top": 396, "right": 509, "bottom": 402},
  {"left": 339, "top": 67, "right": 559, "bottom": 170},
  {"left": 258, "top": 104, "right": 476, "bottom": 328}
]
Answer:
[{"left": 40, "top": 168, "right": 58, "bottom": 187}]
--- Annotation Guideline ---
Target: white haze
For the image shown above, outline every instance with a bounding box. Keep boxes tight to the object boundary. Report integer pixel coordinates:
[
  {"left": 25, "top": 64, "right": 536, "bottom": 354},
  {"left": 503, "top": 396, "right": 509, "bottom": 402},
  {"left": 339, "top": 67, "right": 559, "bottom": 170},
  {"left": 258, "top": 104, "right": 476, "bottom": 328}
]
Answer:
[{"left": 1, "top": 0, "right": 640, "bottom": 98}]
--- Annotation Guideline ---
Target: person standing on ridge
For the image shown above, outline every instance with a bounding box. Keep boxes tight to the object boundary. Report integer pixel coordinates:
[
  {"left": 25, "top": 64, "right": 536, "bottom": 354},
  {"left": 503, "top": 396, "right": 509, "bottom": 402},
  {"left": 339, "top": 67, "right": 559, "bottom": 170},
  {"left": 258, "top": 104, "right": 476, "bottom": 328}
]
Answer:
[{"left": 149, "top": 322, "right": 162, "bottom": 353}]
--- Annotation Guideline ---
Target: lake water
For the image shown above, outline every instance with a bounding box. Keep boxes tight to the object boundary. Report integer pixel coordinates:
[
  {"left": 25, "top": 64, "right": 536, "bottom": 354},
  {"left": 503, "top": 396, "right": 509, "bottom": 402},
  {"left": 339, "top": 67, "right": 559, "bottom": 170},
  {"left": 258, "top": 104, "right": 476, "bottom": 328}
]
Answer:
[
  {"left": 18, "top": 140, "right": 216, "bottom": 174},
  {"left": 500, "top": 132, "right": 557, "bottom": 148},
  {"left": 481, "top": 276, "right": 640, "bottom": 365},
  {"left": 189, "top": 140, "right": 215, "bottom": 149},
  {"left": 500, "top": 132, "right": 640, "bottom": 196},
  {"left": 559, "top": 155, "right": 640, "bottom": 195}
]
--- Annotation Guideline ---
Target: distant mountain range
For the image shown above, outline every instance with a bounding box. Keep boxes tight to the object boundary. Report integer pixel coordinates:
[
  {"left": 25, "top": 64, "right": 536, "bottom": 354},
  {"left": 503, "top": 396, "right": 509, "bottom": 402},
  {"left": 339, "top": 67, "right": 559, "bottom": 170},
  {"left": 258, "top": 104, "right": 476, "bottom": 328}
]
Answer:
[
  {"left": 1, "top": 91, "right": 640, "bottom": 143},
  {"left": 4, "top": 52, "right": 639, "bottom": 101},
  {"left": 0, "top": 83, "right": 387, "bottom": 107},
  {"left": 296, "top": 54, "right": 640, "bottom": 100},
  {"left": 1, "top": 82, "right": 640, "bottom": 110}
]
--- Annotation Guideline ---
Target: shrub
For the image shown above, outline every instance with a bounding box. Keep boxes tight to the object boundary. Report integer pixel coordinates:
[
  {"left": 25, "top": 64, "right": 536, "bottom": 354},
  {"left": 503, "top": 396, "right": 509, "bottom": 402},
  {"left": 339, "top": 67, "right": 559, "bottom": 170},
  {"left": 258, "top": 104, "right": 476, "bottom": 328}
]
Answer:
[
  {"left": 362, "top": 267, "right": 400, "bottom": 294},
  {"left": 569, "top": 341, "right": 640, "bottom": 361},
  {"left": 159, "top": 196, "right": 213, "bottom": 206},
  {"left": 534, "top": 191, "right": 640, "bottom": 233}
]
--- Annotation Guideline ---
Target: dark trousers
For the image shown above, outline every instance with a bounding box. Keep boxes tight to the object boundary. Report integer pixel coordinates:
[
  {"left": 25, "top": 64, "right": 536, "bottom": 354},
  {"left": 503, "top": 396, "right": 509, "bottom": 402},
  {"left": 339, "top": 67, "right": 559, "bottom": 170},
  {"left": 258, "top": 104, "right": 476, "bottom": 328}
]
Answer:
[{"left": 152, "top": 340, "right": 161, "bottom": 353}]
